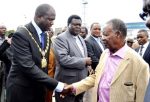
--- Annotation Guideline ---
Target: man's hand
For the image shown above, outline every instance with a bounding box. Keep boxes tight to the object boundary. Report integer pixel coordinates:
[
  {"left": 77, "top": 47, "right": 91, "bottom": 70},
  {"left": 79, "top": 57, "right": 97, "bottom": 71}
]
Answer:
[
  {"left": 85, "top": 57, "right": 92, "bottom": 66},
  {"left": 60, "top": 84, "right": 74, "bottom": 98},
  {"left": 5, "top": 37, "right": 12, "bottom": 44},
  {"left": 87, "top": 66, "right": 94, "bottom": 75}
]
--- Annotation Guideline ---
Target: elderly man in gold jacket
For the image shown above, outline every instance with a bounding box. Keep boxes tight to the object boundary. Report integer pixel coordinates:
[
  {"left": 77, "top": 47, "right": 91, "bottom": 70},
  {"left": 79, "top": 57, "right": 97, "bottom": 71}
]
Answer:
[{"left": 64, "top": 18, "right": 149, "bottom": 102}]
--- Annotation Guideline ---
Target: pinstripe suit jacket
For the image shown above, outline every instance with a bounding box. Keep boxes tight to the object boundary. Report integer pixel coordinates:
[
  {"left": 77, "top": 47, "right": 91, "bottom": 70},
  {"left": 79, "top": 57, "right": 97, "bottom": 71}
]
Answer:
[{"left": 73, "top": 47, "right": 149, "bottom": 102}]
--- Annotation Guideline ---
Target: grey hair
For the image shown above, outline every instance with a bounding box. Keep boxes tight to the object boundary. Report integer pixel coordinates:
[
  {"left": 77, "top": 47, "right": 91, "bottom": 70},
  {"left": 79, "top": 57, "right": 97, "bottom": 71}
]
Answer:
[{"left": 107, "top": 18, "right": 127, "bottom": 37}]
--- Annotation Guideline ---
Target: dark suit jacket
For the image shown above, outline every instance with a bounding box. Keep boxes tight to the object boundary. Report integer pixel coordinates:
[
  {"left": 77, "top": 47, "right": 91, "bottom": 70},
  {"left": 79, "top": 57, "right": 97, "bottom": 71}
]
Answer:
[
  {"left": 145, "top": 80, "right": 150, "bottom": 102},
  {"left": 0, "top": 40, "right": 12, "bottom": 83},
  {"left": 85, "top": 36, "right": 104, "bottom": 70},
  {"left": 135, "top": 42, "right": 150, "bottom": 66},
  {"left": 6, "top": 22, "right": 58, "bottom": 102}
]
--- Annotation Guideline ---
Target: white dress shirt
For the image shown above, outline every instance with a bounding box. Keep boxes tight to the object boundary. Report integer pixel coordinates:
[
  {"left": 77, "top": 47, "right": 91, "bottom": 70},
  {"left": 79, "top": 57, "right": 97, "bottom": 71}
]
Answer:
[
  {"left": 73, "top": 36, "right": 85, "bottom": 56},
  {"left": 32, "top": 20, "right": 42, "bottom": 42},
  {"left": 138, "top": 41, "right": 149, "bottom": 57},
  {"left": 92, "top": 36, "right": 104, "bottom": 51}
]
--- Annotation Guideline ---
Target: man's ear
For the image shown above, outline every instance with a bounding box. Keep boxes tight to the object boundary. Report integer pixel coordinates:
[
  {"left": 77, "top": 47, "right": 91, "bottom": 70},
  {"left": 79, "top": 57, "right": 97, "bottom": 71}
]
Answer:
[
  {"left": 68, "top": 24, "right": 71, "bottom": 28},
  {"left": 115, "top": 30, "right": 121, "bottom": 38}
]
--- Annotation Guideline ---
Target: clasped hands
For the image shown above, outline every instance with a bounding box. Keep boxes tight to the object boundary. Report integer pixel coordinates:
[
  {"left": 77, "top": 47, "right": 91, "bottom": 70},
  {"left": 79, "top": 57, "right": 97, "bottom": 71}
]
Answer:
[{"left": 60, "top": 84, "right": 75, "bottom": 98}]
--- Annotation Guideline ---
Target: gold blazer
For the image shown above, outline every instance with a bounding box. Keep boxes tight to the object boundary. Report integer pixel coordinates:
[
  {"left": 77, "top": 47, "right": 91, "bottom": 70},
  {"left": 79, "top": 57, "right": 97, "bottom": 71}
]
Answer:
[{"left": 73, "top": 47, "right": 149, "bottom": 102}]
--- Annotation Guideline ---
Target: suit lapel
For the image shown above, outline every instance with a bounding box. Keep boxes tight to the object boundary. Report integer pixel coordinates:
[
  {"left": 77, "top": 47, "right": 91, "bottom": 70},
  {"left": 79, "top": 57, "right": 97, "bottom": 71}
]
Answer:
[
  {"left": 95, "top": 52, "right": 108, "bottom": 84},
  {"left": 25, "top": 23, "right": 41, "bottom": 47},
  {"left": 90, "top": 36, "right": 103, "bottom": 52},
  {"left": 25, "top": 23, "right": 41, "bottom": 62},
  {"left": 143, "top": 42, "right": 150, "bottom": 58},
  {"left": 111, "top": 52, "right": 130, "bottom": 85},
  {"left": 66, "top": 32, "right": 83, "bottom": 57},
  {"left": 78, "top": 36, "right": 87, "bottom": 57}
]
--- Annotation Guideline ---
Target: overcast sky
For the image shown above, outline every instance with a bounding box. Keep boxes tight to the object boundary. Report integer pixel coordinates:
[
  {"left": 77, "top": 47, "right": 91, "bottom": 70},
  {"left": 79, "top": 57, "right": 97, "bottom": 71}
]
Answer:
[{"left": 0, "top": 0, "right": 144, "bottom": 30}]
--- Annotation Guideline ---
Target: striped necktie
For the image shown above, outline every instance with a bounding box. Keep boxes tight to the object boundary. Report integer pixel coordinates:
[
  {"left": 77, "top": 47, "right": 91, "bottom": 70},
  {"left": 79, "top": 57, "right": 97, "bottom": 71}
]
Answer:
[{"left": 139, "top": 45, "right": 144, "bottom": 56}]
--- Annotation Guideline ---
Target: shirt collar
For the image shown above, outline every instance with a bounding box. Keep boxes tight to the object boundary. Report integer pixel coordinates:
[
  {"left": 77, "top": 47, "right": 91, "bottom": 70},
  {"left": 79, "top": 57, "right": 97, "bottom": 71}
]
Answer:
[
  {"left": 107, "top": 44, "right": 127, "bottom": 59},
  {"left": 72, "top": 35, "right": 78, "bottom": 39},
  {"left": 91, "top": 35, "right": 100, "bottom": 41},
  {"left": 142, "top": 41, "right": 149, "bottom": 48},
  {"left": 31, "top": 20, "right": 42, "bottom": 36}
]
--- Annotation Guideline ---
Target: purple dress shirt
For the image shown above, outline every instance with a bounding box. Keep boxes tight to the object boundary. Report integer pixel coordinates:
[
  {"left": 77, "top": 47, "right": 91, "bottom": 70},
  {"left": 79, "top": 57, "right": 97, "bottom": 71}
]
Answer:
[{"left": 98, "top": 45, "right": 127, "bottom": 102}]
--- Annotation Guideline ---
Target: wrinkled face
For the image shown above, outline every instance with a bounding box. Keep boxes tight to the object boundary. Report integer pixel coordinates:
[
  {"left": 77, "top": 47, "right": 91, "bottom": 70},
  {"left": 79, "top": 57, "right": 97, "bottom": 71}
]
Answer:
[
  {"left": 68, "top": 18, "right": 82, "bottom": 36},
  {"left": 0, "top": 26, "right": 6, "bottom": 35},
  {"left": 102, "top": 24, "right": 119, "bottom": 52},
  {"left": 91, "top": 23, "right": 101, "bottom": 38},
  {"left": 137, "top": 32, "right": 148, "bottom": 45},
  {"left": 80, "top": 27, "right": 87, "bottom": 38},
  {"left": 37, "top": 9, "right": 56, "bottom": 31}
]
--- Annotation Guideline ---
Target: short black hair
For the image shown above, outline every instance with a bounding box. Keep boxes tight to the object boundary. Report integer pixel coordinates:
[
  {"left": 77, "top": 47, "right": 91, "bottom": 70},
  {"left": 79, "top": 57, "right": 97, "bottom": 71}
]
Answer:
[
  {"left": 107, "top": 18, "right": 127, "bottom": 38},
  {"left": 81, "top": 26, "right": 88, "bottom": 34},
  {"left": 138, "top": 29, "right": 149, "bottom": 37},
  {"left": 90, "top": 22, "right": 100, "bottom": 30},
  {"left": 35, "top": 4, "right": 53, "bottom": 17},
  {"left": 67, "top": 15, "right": 82, "bottom": 26}
]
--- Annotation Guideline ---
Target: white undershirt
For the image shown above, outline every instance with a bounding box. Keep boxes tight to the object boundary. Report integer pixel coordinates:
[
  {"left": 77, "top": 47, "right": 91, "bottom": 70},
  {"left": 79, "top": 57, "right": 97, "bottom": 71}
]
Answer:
[{"left": 73, "top": 36, "right": 85, "bottom": 56}]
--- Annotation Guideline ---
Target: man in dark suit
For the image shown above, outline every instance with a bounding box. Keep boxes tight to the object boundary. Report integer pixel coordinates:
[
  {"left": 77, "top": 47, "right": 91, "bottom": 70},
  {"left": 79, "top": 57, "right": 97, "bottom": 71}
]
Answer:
[
  {"left": 135, "top": 29, "right": 150, "bottom": 66},
  {"left": 0, "top": 25, "right": 8, "bottom": 102},
  {"left": 139, "top": 1, "right": 150, "bottom": 101},
  {"left": 6, "top": 4, "right": 65, "bottom": 102},
  {"left": 85, "top": 22, "right": 104, "bottom": 70},
  {"left": 53, "top": 15, "right": 92, "bottom": 102}
]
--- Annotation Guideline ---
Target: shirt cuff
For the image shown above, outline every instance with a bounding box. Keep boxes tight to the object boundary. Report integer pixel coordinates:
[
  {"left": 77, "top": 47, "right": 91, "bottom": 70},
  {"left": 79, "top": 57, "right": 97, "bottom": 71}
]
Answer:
[{"left": 55, "top": 82, "right": 64, "bottom": 92}]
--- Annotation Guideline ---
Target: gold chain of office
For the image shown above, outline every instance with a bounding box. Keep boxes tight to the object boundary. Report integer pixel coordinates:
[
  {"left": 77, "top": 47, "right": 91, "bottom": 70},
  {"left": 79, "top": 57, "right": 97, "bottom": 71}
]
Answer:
[{"left": 21, "top": 26, "right": 50, "bottom": 68}]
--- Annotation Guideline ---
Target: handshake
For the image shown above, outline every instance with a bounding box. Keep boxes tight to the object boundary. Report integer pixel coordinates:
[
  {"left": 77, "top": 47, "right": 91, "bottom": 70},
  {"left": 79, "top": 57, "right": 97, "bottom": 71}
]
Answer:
[{"left": 60, "top": 84, "right": 75, "bottom": 98}]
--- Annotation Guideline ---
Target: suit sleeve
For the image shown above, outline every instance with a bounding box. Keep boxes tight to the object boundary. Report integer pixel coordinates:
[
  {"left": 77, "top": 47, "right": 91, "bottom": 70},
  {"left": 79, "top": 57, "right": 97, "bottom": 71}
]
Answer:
[
  {"left": 85, "top": 41, "right": 99, "bottom": 68},
  {"left": 53, "top": 36, "right": 86, "bottom": 69},
  {"left": 12, "top": 32, "right": 58, "bottom": 90},
  {"left": 144, "top": 80, "right": 150, "bottom": 102},
  {"left": 0, "top": 40, "right": 10, "bottom": 58},
  {"left": 136, "top": 62, "right": 149, "bottom": 102}
]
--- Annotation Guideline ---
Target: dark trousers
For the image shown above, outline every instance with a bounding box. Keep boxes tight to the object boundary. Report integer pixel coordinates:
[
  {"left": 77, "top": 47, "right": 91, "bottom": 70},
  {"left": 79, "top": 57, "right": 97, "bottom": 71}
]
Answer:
[
  {"left": 0, "top": 62, "right": 5, "bottom": 102},
  {"left": 55, "top": 92, "right": 84, "bottom": 102},
  {"left": 6, "top": 83, "right": 46, "bottom": 102},
  {"left": 0, "top": 71, "right": 3, "bottom": 99}
]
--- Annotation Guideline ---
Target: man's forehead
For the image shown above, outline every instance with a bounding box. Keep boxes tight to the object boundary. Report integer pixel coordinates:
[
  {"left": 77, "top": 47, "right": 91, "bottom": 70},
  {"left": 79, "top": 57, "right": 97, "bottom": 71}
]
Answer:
[
  {"left": 137, "top": 32, "right": 146, "bottom": 36},
  {"left": 102, "top": 24, "right": 112, "bottom": 31}
]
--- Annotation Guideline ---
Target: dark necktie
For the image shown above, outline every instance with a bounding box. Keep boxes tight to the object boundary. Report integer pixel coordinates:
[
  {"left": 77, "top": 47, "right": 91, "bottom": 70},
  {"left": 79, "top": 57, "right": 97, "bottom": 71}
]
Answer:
[
  {"left": 139, "top": 45, "right": 144, "bottom": 56},
  {"left": 41, "top": 32, "right": 45, "bottom": 49}
]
